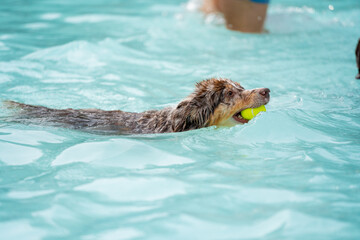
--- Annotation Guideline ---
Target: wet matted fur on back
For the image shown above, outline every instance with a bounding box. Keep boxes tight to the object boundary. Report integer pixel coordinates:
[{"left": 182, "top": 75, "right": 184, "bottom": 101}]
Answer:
[{"left": 4, "top": 78, "right": 270, "bottom": 134}]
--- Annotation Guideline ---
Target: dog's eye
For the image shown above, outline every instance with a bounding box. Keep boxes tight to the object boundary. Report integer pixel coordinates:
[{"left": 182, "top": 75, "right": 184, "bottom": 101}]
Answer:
[{"left": 227, "top": 91, "right": 233, "bottom": 97}]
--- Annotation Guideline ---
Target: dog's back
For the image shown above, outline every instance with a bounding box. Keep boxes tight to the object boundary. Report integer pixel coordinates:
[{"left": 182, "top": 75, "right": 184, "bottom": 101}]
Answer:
[{"left": 4, "top": 101, "right": 140, "bottom": 134}]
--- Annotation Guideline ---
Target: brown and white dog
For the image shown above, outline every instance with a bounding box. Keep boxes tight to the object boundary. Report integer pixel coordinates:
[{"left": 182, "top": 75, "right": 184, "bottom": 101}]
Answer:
[{"left": 4, "top": 78, "right": 270, "bottom": 134}]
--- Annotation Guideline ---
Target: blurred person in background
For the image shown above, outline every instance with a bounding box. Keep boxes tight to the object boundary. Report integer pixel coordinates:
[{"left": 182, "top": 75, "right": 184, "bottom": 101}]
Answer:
[{"left": 202, "top": 0, "right": 269, "bottom": 33}]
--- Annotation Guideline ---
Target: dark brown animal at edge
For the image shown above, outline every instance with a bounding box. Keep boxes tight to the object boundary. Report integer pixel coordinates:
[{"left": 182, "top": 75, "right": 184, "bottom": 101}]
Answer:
[
  {"left": 4, "top": 78, "right": 270, "bottom": 134},
  {"left": 356, "top": 39, "right": 360, "bottom": 79}
]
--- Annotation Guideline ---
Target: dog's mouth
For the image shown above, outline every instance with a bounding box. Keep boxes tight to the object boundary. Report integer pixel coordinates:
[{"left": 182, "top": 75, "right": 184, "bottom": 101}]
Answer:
[
  {"left": 232, "top": 111, "right": 249, "bottom": 124},
  {"left": 232, "top": 101, "right": 268, "bottom": 124}
]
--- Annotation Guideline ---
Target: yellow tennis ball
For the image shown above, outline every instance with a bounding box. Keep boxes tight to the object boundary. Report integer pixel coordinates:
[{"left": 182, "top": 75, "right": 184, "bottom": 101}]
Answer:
[{"left": 241, "top": 105, "right": 266, "bottom": 120}]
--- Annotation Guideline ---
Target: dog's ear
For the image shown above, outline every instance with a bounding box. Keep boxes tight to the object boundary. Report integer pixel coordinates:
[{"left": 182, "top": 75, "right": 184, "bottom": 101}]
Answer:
[{"left": 171, "top": 82, "right": 224, "bottom": 132}]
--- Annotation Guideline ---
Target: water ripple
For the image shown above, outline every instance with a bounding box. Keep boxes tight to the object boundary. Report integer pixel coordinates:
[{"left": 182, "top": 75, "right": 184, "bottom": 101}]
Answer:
[{"left": 75, "top": 177, "right": 187, "bottom": 202}]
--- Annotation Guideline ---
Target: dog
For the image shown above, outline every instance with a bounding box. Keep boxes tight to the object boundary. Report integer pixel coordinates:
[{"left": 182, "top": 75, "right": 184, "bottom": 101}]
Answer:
[
  {"left": 356, "top": 39, "right": 360, "bottom": 79},
  {"left": 4, "top": 78, "right": 270, "bottom": 134}
]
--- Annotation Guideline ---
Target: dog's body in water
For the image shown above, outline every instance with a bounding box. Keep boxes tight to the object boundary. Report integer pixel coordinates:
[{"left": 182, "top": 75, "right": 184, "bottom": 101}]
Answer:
[{"left": 4, "top": 78, "right": 270, "bottom": 134}]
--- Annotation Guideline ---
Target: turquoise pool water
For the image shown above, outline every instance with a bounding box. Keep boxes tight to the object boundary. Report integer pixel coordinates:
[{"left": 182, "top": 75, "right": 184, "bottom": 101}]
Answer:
[{"left": 1, "top": 0, "right": 360, "bottom": 239}]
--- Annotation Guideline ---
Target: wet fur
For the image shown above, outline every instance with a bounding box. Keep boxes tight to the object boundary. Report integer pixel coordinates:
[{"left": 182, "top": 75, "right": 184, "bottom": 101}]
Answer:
[{"left": 4, "top": 78, "right": 270, "bottom": 134}]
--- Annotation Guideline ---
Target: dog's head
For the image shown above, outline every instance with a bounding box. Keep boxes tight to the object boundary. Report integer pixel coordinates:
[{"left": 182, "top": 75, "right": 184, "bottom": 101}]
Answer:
[{"left": 171, "top": 78, "right": 270, "bottom": 132}]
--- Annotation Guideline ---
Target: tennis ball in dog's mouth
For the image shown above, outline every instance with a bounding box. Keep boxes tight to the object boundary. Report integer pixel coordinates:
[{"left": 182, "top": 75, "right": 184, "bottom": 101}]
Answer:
[{"left": 241, "top": 105, "right": 266, "bottom": 120}]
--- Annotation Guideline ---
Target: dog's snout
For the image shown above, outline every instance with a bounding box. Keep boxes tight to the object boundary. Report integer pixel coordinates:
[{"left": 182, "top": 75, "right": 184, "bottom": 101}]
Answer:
[{"left": 259, "top": 88, "right": 270, "bottom": 98}]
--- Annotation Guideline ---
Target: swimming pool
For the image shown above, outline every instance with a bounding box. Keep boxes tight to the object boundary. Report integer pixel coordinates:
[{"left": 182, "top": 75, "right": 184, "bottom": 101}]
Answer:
[{"left": 0, "top": 0, "right": 360, "bottom": 239}]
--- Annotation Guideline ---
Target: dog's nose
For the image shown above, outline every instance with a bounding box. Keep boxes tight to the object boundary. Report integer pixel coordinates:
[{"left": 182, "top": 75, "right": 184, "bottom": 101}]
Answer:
[{"left": 259, "top": 88, "right": 270, "bottom": 98}]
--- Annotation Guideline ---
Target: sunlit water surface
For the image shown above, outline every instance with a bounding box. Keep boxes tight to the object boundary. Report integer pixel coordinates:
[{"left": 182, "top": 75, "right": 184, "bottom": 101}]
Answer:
[{"left": 0, "top": 0, "right": 360, "bottom": 239}]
